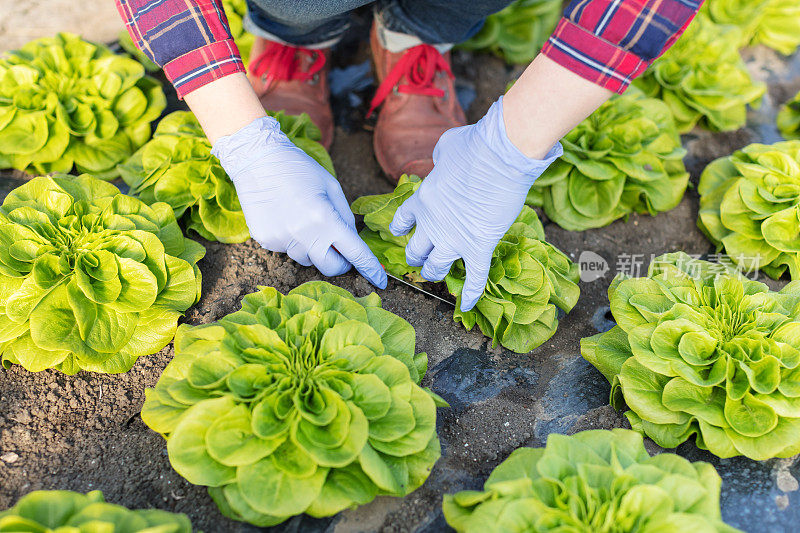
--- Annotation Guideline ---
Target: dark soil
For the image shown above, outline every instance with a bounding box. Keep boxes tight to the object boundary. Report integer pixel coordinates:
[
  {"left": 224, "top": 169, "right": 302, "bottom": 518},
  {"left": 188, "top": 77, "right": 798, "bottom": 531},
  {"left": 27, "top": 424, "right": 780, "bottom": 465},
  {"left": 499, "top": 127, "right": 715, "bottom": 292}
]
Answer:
[{"left": 1, "top": 31, "right": 800, "bottom": 533}]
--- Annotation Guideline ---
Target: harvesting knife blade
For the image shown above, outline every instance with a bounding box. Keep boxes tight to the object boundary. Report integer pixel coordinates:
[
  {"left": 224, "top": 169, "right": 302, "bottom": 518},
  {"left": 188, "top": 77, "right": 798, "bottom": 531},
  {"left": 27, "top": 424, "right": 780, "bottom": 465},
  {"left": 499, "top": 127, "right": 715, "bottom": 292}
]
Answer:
[{"left": 383, "top": 271, "right": 455, "bottom": 307}]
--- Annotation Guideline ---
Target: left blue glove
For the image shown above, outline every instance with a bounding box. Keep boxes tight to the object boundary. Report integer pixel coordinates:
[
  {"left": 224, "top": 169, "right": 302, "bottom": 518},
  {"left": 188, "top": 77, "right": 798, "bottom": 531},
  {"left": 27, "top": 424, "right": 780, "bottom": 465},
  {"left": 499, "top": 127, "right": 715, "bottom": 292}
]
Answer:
[
  {"left": 212, "top": 116, "right": 387, "bottom": 288},
  {"left": 390, "top": 96, "right": 562, "bottom": 311}
]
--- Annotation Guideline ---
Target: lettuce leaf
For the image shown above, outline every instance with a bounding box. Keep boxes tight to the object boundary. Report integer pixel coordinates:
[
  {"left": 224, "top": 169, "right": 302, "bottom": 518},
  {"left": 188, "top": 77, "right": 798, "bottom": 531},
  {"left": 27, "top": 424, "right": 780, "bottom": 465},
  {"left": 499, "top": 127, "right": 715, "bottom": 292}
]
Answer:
[
  {"left": 778, "top": 91, "right": 800, "bottom": 140},
  {"left": 141, "top": 281, "right": 445, "bottom": 526},
  {"left": 0, "top": 174, "right": 204, "bottom": 374},
  {"left": 582, "top": 252, "right": 800, "bottom": 460},
  {"left": 0, "top": 33, "right": 166, "bottom": 179},
  {"left": 633, "top": 14, "right": 765, "bottom": 133},
  {"left": 526, "top": 87, "right": 689, "bottom": 231},
  {"left": 444, "top": 429, "right": 741, "bottom": 532},
  {"left": 457, "top": 0, "right": 562, "bottom": 64},
  {"left": 0, "top": 490, "right": 193, "bottom": 531},
  {"left": 697, "top": 140, "right": 800, "bottom": 280},
  {"left": 701, "top": 0, "right": 800, "bottom": 55}
]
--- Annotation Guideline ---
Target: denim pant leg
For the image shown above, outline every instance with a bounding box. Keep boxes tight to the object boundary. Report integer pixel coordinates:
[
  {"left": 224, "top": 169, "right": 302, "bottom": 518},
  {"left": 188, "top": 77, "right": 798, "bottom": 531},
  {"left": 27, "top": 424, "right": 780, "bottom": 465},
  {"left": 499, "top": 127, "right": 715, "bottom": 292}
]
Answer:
[
  {"left": 376, "top": 0, "right": 515, "bottom": 44},
  {"left": 245, "top": 0, "right": 373, "bottom": 46}
]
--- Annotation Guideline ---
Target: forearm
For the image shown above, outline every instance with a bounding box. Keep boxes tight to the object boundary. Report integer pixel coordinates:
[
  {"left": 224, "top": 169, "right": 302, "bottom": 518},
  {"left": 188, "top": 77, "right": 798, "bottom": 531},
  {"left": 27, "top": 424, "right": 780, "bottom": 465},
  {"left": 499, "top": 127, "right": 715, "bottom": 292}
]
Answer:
[
  {"left": 184, "top": 73, "right": 266, "bottom": 145},
  {"left": 503, "top": 55, "right": 612, "bottom": 159}
]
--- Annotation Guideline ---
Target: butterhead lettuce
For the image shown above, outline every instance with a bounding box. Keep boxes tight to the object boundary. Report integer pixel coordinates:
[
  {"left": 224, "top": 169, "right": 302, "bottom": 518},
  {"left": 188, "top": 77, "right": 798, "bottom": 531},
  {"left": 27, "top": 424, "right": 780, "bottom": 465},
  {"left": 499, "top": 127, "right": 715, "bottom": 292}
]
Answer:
[
  {"left": 118, "top": 110, "right": 334, "bottom": 243},
  {"left": 352, "top": 175, "right": 580, "bottom": 353},
  {"left": 701, "top": 0, "right": 800, "bottom": 55},
  {"left": 0, "top": 490, "right": 193, "bottom": 532},
  {"left": 443, "top": 429, "right": 740, "bottom": 532},
  {"left": 0, "top": 33, "right": 166, "bottom": 178},
  {"left": 526, "top": 88, "right": 689, "bottom": 231},
  {"left": 141, "top": 281, "right": 446, "bottom": 527},
  {"left": 633, "top": 15, "right": 765, "bottom": 133},
  {"left": 582, "top": 252, "right": 800, "bottom": 460},
  {"left": 698, "top": 141, "right": 800, "bottom": 280},
  {"left": 0, "top": 174, "right": 204, "bottom": 374}
]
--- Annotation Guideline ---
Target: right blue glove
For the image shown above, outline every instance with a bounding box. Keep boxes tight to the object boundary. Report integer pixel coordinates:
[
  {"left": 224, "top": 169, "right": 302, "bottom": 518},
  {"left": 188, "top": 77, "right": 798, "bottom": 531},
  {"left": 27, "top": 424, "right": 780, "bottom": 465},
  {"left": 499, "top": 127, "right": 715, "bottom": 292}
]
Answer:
[
  {"left": 390, "top": 97, "right": 562, "bottom": 311},
  {"left": 212, "top": 116, "right": 387, "bottom": 288}
]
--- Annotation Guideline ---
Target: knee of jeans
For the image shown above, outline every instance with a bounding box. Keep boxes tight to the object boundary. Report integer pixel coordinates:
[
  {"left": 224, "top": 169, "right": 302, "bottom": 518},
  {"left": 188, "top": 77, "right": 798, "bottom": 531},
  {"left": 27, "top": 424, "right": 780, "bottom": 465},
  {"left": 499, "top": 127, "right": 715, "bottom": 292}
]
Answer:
[{"left": 247, "top": 0, "right": 347, "bottom": 28}]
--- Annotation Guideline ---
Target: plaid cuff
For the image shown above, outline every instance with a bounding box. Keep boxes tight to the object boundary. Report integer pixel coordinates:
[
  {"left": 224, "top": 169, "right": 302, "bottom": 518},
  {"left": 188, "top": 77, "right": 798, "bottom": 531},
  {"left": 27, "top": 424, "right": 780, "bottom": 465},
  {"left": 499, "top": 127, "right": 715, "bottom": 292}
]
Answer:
[
  {"left": 542, "top": 17, "right": 651, "bottom": 94},
  {"left": 163, "top": 39, "right": 245, "bottom": 99}
]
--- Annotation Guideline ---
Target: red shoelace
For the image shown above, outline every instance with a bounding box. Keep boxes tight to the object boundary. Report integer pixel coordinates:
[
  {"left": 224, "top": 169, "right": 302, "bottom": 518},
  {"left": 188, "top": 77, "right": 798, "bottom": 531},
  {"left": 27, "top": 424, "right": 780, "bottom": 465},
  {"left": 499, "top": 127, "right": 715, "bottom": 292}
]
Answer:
[
  {"left": 368, "top": 44, "right": 454, "bottom": 117},
  {"left": 248, "top": 41, "right": 326, "bottom": 90}
]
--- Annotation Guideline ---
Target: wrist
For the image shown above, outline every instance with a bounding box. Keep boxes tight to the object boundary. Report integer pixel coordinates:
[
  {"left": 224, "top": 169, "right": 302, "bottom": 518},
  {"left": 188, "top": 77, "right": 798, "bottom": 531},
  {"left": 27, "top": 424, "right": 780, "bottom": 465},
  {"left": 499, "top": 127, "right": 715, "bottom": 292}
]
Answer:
[
  {"left": 184, "top": 73, "right": 267, "bottom": 145},
  {"left": 503, "top": 55, "right": 613, "bottom": 158},
  {"left": 211, "top": 116, "right": 284, "bottom": 179},
  {"left": 501, "top": 94, "right": 560, "bottom": 161},
  {"left": 477, "top": 97, "right": 562, "bottom": 181}
]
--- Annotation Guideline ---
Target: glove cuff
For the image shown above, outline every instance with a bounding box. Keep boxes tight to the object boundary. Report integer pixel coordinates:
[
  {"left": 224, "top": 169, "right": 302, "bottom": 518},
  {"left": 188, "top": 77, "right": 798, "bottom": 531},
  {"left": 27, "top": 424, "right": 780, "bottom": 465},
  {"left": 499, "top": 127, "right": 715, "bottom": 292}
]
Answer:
[
  {"left": 478, "top": 96, "right": 563, "bottom": 182},
  {"left": 210, "top": 116, "right": 285, "bottom": 178}
]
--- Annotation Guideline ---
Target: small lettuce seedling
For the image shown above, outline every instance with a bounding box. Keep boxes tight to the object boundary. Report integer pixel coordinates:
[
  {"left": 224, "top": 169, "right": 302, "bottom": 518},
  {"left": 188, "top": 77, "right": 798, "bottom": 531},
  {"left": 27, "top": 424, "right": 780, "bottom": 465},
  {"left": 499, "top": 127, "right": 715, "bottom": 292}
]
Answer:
[
  {"left": 443, "top": 429, "right": 741, "bottom": 532},
  {"left": 0, "top": 174, "right": 204, "bottom": 374},
  {"left": 0, "top": 490, "right": 193, "bottom": 532},
  {"left": 526, "top": 88, "right": 689, "bottom": 231},
  {"left": 352, "top": 176, "right": 580, "bottom": 353},
  {"left": 0, "top": 33, "right": 166, "bottom": 178},
  {"left": 142, "top": 281, "right": 447, "bottom": 527},
  {"left": 583, "top": 252, "right": 800, "bottom": 460},
  {"left": 118, "top": 110, "right": 334, "bottom": 243}
]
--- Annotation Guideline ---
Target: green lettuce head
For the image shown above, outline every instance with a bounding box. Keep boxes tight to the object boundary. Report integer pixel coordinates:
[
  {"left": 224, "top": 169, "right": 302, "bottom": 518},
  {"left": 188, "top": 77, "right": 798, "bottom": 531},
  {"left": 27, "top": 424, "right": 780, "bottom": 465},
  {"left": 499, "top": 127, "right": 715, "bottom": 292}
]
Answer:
[
  {"left": 0, "top": 174, "right": 204, "bottom": 374},
  {"left": 0, "top": 490, "right": 193, "bottom": 532},
  {"left": 119, "top": 0, "right": 255, "bottom": 71},
  {"left": 352, "top": 175, "right": 580, "bottom": 353},
  {"left": 582, "top": 252, "right": 800, "bottom": 460},
  {"left": 633, "top": 14, "right": 765, "bottom": 133},
  {"left": 698, "top": 141, "right": 800, "bottom": 280},
  {"left": 777, "top": 91, "right": 800, "bottom": 140},
  {"left": 701, "top": 0, "right": 800, "bottom": 55},
  {"left": 0, "top": 33, "right": 166, "bottom": 179},
  {"left": 118, "top": 110, "right": 334, "bottom": 243},
  {"left": 457, "top": 0, "right": 562, "bottom": 64},
  {"left": 141, "top": 281, "right": 446, "bottom": 527},
  {"left": 443, "top": 429, "right": 740, "bottom": 533},
  {"left": 526, "top": 88, "right": 689, "bottom": 231}
]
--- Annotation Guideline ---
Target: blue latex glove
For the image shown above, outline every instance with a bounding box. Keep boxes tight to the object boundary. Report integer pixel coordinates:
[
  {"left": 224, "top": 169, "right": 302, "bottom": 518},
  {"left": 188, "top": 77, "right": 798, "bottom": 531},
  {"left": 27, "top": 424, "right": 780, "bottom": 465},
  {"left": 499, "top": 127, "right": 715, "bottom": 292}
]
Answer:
[
  {"left": 212, "top": 116, "right": 387, "bottom": 288},
  {"left": 390, "top": 97, "right": 562, "bottom": 311}
]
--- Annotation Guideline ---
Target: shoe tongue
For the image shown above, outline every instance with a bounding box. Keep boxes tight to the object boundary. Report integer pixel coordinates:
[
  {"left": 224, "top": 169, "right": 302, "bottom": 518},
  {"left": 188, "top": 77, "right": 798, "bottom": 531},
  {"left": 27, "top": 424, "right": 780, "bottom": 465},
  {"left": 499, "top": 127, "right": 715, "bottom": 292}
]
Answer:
[{"left": 369, "top": 45, "right": 452, "bottom": 116}]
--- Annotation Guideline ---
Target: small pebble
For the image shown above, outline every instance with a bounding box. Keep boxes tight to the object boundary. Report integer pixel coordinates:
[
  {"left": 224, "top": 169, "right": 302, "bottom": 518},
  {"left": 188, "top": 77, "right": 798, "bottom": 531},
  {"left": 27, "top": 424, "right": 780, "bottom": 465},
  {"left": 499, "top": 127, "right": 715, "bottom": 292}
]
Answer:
[
  {"left": 776, "top": 470, "right": 799, "bottom": 493},
  {"left": 1, "top": 452, "right": 20, "bottom": 463},
  {"left": 775, "top": 494, "right": 789, "bottom": 511}
]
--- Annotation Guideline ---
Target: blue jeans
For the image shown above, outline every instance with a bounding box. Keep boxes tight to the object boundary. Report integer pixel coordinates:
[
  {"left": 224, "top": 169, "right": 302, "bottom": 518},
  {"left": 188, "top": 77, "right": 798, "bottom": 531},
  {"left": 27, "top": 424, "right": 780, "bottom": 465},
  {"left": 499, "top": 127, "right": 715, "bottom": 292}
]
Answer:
[{"left": 245, "top": 0, "right": 514, "bottom": 46}]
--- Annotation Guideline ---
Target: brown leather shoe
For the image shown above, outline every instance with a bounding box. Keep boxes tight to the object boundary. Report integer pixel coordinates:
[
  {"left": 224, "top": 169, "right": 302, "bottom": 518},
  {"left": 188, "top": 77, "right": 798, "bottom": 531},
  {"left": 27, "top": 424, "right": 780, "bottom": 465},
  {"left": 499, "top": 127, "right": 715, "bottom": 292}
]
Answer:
[
  {"left": 247, "top": 38, "right": 334, "bottom": 150},
  {"left": 369, "top": 25, "right": 466, "bottom": 183}
]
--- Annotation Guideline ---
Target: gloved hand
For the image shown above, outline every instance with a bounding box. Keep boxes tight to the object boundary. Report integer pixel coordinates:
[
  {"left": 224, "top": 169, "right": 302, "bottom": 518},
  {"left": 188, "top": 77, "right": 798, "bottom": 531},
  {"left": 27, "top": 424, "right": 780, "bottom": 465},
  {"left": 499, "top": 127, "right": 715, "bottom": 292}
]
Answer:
[
  {"left": 212, "top": 116, "right": 387, "bottom": 288},
  {"left": 390, "top": 96, "right": 562, "bottom": 311}
]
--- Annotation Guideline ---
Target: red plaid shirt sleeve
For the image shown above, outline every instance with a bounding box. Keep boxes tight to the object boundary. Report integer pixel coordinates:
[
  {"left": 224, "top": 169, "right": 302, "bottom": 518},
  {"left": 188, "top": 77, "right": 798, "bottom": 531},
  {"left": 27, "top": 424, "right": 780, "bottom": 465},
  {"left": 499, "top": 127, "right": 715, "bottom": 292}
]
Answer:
[
  {"left": 115, "top": 0, "right": 245, "bottom": 98},
  {"left": 542, "top": 0, "right": 704, "bottom": 94}
]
